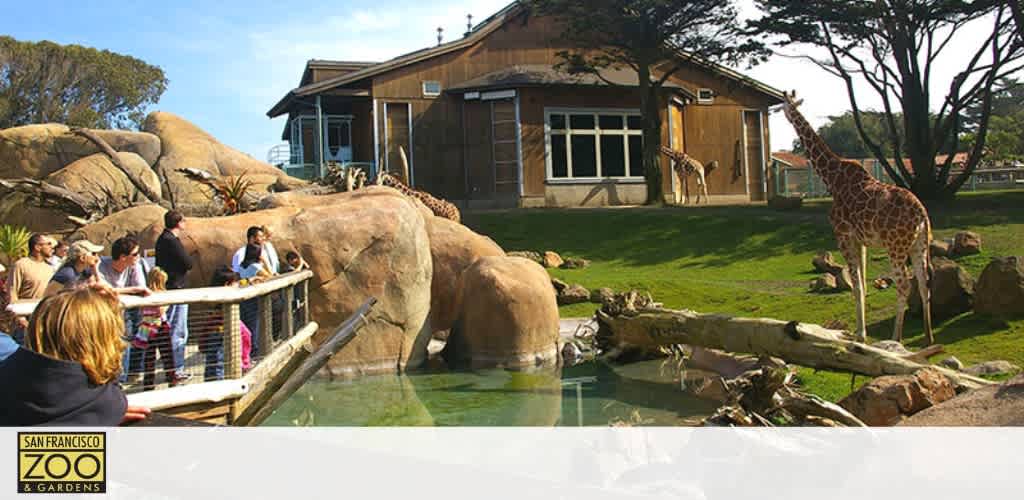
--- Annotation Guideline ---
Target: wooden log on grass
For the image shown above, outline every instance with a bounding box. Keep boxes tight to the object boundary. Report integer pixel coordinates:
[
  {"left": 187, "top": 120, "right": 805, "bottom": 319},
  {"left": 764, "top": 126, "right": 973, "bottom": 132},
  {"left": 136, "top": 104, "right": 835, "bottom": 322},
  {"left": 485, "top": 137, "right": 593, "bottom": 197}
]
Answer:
[{"left": 596, "top": 308, "right": 992, "bottom": 391}]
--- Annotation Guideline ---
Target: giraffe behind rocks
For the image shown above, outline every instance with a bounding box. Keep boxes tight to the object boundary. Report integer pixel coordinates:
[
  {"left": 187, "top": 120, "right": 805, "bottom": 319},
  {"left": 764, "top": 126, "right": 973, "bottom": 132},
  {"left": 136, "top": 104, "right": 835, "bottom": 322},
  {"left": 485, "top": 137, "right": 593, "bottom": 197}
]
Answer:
[
  {"left": 375, "top": 171, "right": 462, "bottom": 223},
  {"left": 781, "top": 91, "right": 933, "bottom": 344},
  {"left": 660, "top": 146, "right": 717, "bottom": 204}
]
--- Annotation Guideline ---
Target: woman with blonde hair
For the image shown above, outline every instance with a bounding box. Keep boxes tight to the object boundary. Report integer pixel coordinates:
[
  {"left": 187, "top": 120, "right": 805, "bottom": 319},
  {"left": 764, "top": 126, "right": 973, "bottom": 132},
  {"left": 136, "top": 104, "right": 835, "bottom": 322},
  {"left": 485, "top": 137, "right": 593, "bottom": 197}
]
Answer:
[{"left": 0, "top": 285, "right": 150, "bottom": 425}]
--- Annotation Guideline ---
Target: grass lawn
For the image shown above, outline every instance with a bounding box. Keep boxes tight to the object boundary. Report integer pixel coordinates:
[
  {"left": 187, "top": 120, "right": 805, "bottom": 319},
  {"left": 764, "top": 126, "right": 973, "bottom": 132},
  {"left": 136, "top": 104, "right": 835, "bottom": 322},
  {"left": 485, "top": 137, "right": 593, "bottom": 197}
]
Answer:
[{"left": 464, "top": 189, "right": 1024, "bottom": 401}]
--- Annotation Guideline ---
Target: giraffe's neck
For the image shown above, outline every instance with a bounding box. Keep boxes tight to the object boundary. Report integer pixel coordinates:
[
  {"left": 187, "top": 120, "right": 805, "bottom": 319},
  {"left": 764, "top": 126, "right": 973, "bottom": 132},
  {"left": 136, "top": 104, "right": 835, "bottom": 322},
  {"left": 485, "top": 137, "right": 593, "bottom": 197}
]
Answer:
[{"left": 783, "top": 105, "right": 844, "bottom": 191}]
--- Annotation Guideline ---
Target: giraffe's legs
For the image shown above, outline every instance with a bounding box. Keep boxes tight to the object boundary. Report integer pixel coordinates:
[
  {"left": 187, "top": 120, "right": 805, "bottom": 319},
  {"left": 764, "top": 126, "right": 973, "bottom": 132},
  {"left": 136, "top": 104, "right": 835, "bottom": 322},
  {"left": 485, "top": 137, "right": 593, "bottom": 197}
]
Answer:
[
  {"left": 838, "top": 238, "right": 867, "bottom": 341},
  {"left": 888, "top": 251, "right": 912, "bottom": 343},
  {"left": 911, "top": 224, "right": 934, "bottom": 345}
]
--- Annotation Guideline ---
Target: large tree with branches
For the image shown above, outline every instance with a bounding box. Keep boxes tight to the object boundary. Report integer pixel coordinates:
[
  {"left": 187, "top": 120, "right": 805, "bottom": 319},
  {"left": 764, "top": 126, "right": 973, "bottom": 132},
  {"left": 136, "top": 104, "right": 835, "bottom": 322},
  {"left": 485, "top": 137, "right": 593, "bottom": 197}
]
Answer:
[
  {"left": 528, "top": 0, "right": 768, "bottom": 204},
  {"left": 751, "top": 1, "right": 1023, "bottom": 202}
]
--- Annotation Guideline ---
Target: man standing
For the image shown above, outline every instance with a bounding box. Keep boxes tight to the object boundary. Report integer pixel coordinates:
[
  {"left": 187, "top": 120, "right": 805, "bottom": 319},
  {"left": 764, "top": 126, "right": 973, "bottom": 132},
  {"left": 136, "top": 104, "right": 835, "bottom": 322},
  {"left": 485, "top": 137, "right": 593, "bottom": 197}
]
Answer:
[
  {"left": 155, "top": 211, "right": 193, "bottom": 385},
  {"left": 99, "top": 235, "right": 151, "bottom": 381},
  {"left": 8, "top": 234, "right": 56, "bottom": 343},
  {"left": 231, "top": 226, "right": 278, "bottom": 274},
  {"left": 46, "top": 239, "right": 67, "bottom": 269}
]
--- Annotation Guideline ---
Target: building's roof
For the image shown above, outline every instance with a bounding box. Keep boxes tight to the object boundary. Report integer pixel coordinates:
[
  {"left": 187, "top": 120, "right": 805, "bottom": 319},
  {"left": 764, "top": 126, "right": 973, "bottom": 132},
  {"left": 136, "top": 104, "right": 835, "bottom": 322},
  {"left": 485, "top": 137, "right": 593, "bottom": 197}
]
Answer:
[
  {"left": 299, "top": 60, "right": 379, "bottom": 87},
  {"left": 771, "top": 151, "right": 809, "bottom": 169},
  {"left": 268, "top": 1, "right": 785, "bottom": 117},
  {"left": 446, "top": 65, "right": 696, "bottom": 98}
]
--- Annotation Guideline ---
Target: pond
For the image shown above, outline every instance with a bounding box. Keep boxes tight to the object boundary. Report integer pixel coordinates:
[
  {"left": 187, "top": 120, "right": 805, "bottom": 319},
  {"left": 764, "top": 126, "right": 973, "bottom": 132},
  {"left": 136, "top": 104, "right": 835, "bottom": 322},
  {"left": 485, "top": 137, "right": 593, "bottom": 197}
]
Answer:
[{"left": 263, "top": 359, "right": 720, "bottom": 426}]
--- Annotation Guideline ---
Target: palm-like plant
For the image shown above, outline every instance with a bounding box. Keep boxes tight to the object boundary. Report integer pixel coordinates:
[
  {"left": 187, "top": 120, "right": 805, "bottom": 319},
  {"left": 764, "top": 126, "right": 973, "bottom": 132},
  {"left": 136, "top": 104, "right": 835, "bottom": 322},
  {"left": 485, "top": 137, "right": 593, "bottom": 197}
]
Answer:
[
  {"left": 0, "top": 225, "right": 31, "bottom": 267},
  {"left": 216, "top": 174, "right": 254, "bottom": 215}
]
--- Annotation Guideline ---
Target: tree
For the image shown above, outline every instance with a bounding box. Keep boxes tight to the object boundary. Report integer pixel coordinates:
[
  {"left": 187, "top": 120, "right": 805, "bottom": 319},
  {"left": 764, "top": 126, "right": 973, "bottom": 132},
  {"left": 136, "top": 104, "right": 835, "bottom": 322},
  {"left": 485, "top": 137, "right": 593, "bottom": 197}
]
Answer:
[
  {"left": 751, "top": 1, "right": 1024, "bottom": 202},
  {"left": 0, "top": 36, "right": 167, "bottom": 130},
  {"left": 963, "top": 77, "right": 1024, "bottom": 130},
  {"left": 794, "top": 110, "right": 907, "bottom": 159},
  {"left": 528, "top": 0, "right": 768, "bottom": 204}
]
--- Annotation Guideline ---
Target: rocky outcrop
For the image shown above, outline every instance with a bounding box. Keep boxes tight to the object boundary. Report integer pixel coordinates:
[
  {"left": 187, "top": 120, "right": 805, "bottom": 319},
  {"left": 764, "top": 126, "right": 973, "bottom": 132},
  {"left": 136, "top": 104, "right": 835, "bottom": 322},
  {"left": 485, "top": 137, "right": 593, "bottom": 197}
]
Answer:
[
  {"left": 444, "top": 256, "right": 560, "bottom": 369},
  {"left": 142, "top": 111, "right": 305, "bottom": 206},
  {"left": 138, "top": 188, "right": 434, "bottom": 377},
  {"left": 69, "top": 204, "right": 167, "bottom": 250},
  {"left": 973, "top": 256, "right": 1024, "bottom": 316},
  {"left": 951, "top": 231, "right": 982, "bottom": 257},
  {"left": 47, "top": 152, "right": 161, "bottom": 209},
  {"left": 0, "top": 124, "right": 160, "bottom": 180},
  {"left": 838, "top": 368, "right": 956, "bottom": 426},
  {"left": 899, "top": 374, "right": 1024, "bottom": 426},
  {"left": 909, "top": 257, "right": 974, "bottom": 320},
  {"left": 425, "top": 216, "right": 505, "bottom": 333}
]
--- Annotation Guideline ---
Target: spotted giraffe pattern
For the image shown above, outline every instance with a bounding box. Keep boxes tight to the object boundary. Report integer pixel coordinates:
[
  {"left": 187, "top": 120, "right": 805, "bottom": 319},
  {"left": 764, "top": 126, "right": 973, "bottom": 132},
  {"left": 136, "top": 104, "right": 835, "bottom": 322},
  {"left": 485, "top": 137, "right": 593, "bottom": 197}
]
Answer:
[
  {"left": 377, "top": 172, "right": 462, "bottom": 223},
  {"left": 660, "top": 146, "right": 718, "bottom": 204},
  {"left": 782, "top": 91, "right": 933, "bottom": 344}
]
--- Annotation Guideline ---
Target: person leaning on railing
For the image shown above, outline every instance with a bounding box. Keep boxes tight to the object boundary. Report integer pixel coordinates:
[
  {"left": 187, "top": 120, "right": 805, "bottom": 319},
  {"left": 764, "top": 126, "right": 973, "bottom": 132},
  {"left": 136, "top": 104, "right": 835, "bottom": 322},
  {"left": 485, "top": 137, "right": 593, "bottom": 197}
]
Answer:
[{"left": 0, "top": 284, "right": 151, "bottom": 426}]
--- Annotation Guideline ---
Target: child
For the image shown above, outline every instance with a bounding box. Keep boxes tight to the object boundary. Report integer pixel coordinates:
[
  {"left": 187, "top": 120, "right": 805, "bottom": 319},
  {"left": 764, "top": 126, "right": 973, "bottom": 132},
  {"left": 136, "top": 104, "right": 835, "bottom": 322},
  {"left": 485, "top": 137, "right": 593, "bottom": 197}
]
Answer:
[
  {"left": 136, "top": 268, "right": 178, "bottom": 390},
  {"left": 283, "top": 251, "right": 309, "bottom": 273},
  {"left": 201, "top": 267, "right": 253, "bottom": 381}
]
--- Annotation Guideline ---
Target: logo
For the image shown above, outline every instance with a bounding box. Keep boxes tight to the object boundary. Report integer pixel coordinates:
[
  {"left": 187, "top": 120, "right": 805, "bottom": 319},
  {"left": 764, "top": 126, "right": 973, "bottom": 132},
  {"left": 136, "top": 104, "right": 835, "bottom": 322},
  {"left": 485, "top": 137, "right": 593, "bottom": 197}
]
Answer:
[{"left": 17, "top": 432, "right": 106, "bottom": 494}]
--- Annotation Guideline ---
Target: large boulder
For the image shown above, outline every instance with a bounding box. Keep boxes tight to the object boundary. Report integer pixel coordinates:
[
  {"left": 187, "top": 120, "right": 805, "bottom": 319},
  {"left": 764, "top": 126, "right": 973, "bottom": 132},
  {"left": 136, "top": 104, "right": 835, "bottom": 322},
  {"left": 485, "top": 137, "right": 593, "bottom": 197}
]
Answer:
[
  {"left": 899, "top": 374, "right": 1024, "bottom": 426},
  {"left": 68, "top": 204, "right": 168, "bottom": 250},
  {"left": 425, "top": 216, "right": 505, "bottom": 333},
  {"left": 973, "top": 256, "right": 1024, "bottom": 316},
  {"left": 444, "top": 256, "right": 560, "bottom": 369},
  {"left": 0, "top": 193, "right": 77, "bottom": 233},
  {"left": 138, "top": 189, "right": 434, "bottom": 377},
  {"left": 0, "top": 124, "right": 160, "bottom": 179},
  {"left": 142, "top": 111, "right": 306, "bottom": 205},
  {"left": 838, "top": 368, "right": 955, "bottom": 426},
  {"left": 909, "top": 257, "right": 974, "bottom": 320},
  {"left": 47, "top": 152, "right": 162, "bottom": 208},
  {"left": 951, "top": 231, "right": 982, "bottom": 257}
]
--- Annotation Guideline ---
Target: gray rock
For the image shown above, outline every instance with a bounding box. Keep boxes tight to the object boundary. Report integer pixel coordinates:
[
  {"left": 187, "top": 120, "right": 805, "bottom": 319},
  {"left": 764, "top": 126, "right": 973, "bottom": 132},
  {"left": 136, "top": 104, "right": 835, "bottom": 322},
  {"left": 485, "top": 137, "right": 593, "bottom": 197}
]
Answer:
[
  {"left": 963, "top": 360, "right": 1021, "bottom": 376},
  {"left": 929, "top": 240, "right": 951, "bottom": 258},
  {"left": 909, "top": 257, "right": 974, "bottom": 320},
  {"left": 974, "top": 256, "right": 1024, "bottom": 316},
  {"left": 590, "top": 287, "right": 615, "bottom": 304},
  {"left": 550, "top": 278, "right": 569, "bottom": 294},
  {"left": 508, "top": 250, "right": 544, "bottom": 265},
  {"left": 560, "top": 257, "right": 591, "bottom": 269},
  {"left": 871, "top": 340, "right": 912, "bottom": 356},
  {"left": 812, "top": 251, "right": 845, "bottom": 275},
  {"left": 558, "top": 284, "right": 591, "bottom": 305},
  {"left": 810, "top": 273, "right": 838, "bottom": 293},
  {"left": 951, "top": 231, "right": 982, "bottom": 257},
  {"left": 938, "top": 356, "right": 964, "bottom": 371}
]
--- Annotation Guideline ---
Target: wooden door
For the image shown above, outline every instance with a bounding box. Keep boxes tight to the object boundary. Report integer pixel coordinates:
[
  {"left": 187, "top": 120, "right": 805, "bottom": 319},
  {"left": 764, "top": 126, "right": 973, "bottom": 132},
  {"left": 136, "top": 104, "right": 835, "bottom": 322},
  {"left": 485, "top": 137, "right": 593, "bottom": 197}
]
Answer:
[
  {"left": 491, "top": 99, "right": 519, "bottom": 198},
  {"left": 463, "top": 101, "right": 494, "bottom": 200},
  {"left": 385, "top": 103, "right": 412, "bottom": 183},
  {"left": 743, "top": 110, "right": 766, "bottom": 201}
]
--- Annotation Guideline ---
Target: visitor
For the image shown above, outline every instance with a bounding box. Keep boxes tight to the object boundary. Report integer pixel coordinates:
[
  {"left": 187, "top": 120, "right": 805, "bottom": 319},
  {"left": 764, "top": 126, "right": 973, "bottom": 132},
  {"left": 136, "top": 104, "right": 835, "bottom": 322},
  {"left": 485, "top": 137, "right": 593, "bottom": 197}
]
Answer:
[
  {"left": 155, "top": 210, "right": 193, "bottom": 385},
  {"left": 8, "top": 233, "right": 56, "bottom": 343},
  {"left": 134, "top": 267, "right": 179, "bottom": 390},
  {"left": 200, "top": 267, "right": 254, "bottom": 381},
  {"left": 45, "top": 240, "right": 103, "bottom": 296},
  {"left": 282, "top": 251, "right": 309, "bottom": 272},
  {"left": 46, "top": 239, "right": 67, "bottom": 269},
  {"left": 98, "top": 235, "right": 152, "bottom": 382},
  {"left": 0, "top": 285, "right": 151, "bottom": 426},
  {"left": 260, "top": 225, "right": 280, "bottom": 274},
  {"left": 237, "top": 243, "right": 271, "bottom": 359},
  {"left": 232, "top": 226, "right": 265, "bottom": 274}
]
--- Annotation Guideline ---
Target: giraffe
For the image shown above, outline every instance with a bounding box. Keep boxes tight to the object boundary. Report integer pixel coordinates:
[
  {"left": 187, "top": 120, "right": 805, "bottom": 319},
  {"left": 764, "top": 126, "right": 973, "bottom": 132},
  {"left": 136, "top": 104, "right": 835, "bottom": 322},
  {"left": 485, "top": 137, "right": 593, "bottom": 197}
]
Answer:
[
  {"left": 660, "top": 146, "right": 718, "bottom": 204},
  {"left": 781, "top": 91, "right": 933, "bottom": 344},
  {"left": 374, "top": 171, "right": 462, "bottom": 223}
]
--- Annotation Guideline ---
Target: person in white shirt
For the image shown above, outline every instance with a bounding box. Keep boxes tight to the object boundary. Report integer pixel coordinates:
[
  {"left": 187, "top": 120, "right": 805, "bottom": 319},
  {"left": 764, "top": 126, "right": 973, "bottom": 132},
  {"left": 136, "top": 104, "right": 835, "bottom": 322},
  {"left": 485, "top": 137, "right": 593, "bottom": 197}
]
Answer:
[{"left": 232, "top": 226, "right": 278, "bottom": 275}]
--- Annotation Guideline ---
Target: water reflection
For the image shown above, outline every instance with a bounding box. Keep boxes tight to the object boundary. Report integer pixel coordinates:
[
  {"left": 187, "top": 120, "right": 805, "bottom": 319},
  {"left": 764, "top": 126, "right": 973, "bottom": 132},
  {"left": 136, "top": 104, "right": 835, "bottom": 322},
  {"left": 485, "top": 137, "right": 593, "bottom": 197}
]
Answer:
[{"left": 263, "top": 359, "right": 719, "bottom": 427}]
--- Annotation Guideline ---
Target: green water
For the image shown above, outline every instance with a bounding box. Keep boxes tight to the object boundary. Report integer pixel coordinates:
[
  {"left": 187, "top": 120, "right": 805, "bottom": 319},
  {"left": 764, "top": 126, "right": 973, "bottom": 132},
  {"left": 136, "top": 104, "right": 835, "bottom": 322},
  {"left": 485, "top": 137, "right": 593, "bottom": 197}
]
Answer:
[{"left": 263, "top": 359, "right": 720, "bottom": 426}]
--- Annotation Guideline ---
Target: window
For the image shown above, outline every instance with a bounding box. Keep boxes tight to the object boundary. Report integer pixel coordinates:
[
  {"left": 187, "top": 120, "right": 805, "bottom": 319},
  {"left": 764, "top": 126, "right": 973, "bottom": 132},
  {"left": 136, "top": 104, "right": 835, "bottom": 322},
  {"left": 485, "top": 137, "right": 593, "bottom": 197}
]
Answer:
[
  {"left": 422, "top": 80, "right": 442, "bottom": 97},
  {"left": 697, "top": 88, "right": 714, "bottom": 105},
  {"left": 546, "top": 109, "right": 644, "bottom": 180}
]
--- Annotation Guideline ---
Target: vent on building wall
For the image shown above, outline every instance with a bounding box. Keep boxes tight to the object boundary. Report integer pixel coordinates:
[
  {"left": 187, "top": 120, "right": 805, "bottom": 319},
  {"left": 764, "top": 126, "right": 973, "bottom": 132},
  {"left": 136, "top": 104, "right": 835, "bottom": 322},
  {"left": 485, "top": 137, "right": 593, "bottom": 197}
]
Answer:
[
  {"left": 423, "top": 80, "right": 442, "bottom": 97},
  {"left": 697, "top": 88, "right": 715, "bottom": 105}
]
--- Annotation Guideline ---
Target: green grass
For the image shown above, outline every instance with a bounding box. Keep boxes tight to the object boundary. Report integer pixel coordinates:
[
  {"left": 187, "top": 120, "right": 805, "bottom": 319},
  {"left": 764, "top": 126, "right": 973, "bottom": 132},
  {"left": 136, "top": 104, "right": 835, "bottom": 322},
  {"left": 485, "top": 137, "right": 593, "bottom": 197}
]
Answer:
[{"left": 464, "top": 189, "right": 1024, "bottom": 401}]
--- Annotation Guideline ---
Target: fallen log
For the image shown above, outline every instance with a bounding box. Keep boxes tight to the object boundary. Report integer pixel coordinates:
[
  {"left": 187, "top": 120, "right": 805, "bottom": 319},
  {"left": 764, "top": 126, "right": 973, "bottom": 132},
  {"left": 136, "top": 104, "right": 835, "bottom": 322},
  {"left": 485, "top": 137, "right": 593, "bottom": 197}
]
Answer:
[
  {"left": 0, "top": 177, "right": 98, "bottom": 218},
  {"left": 596, "top": 307, "right": 992, "bottom": 391},
  {"left": 71, "top": 127, "right": 165, "bottom": 205}
]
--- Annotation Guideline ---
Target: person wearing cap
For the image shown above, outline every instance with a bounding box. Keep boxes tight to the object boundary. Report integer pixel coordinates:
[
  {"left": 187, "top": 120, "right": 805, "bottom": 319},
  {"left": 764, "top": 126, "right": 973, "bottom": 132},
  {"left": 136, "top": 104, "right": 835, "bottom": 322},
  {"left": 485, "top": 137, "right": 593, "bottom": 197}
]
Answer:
[
  {"left": 8, "top": 234, "right": 56, "bottom": 343},
  {"left": 45, "top": 240, "right": 103, "bottom": 296}
]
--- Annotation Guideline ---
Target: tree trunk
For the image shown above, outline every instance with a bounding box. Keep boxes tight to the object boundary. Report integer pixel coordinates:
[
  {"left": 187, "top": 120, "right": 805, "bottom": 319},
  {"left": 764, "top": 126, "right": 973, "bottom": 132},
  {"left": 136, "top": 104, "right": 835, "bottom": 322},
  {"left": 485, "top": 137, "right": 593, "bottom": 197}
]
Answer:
[
  {"left": 0, "top": 178, "right": 99, "bottom": 219},
  {"left": 596, "top": 307, "right": 992, "bottom": 391},
  {"left": 71, "top": 127, "right": 165, "bottom": 205},
  {"left": 638, "top": 64, "right": 663, "bottom": 205}
]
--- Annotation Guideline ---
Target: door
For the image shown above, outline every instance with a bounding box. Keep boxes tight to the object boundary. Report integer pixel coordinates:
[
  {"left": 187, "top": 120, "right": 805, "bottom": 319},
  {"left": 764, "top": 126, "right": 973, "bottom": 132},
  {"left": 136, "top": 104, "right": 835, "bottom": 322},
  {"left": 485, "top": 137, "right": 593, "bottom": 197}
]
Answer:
[
  {"left": 491, "top": 99, "right": 519, "bottom": 199},
  {"left": 464, "top": 100, "right": 494, "bottom": 200},
  {"left": 325, "top": 118, "right": 353, "bottom": 163},
  {"left": 669, "top": 102, "right": 685, "bottom": 203},
  {"left": 743, "top": 110, "right": 766, "bottom": 201},
  {"left": 385, "top": 103, "right": 412, "bottom": 184}
]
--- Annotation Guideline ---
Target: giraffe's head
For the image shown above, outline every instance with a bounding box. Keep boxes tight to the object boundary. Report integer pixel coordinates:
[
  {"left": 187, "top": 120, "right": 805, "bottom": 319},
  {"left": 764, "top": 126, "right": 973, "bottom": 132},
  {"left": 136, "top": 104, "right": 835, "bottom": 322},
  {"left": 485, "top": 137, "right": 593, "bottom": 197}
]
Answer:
[
  {"left": 659, "top": 145, "right": 677, "bottom": 157},
  {"left": 782, "top": 90, "right": 804, "bottom": 117}
]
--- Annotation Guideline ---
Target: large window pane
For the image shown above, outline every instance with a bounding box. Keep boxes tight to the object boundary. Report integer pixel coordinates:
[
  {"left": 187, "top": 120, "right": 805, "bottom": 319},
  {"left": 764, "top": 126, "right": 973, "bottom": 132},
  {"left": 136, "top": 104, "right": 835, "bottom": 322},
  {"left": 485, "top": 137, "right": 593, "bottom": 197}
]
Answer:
[
  {"left": 628, "top": 135, "right": 644, "bottom": 177},
  {"left": 571, "top": 135, "right": 597, "bottom": 177},
  {"left": 600, "top": 136, "right": 626, "bottom": 177},
  {"left": 549, "top": 114, "right": 566, "bottom": 130},
  {"left": 599, "top": 115, "right": 624, "bottom": 130},
  {"left": 570, "top": 114, "right": 595, "bottom": 130},
  {"left": 627, "top": 115, "right": 644, "bottom": 130},
  {"left": 551, "top": 134, "right": 568, "bottom": 178}
]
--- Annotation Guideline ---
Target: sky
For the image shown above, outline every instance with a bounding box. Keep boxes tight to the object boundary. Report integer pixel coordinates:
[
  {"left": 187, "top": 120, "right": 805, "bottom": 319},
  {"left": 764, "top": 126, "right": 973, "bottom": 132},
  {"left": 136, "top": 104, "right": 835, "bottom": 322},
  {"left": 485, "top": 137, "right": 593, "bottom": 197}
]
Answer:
[{"left": 2, "top": 0, "right": 1005, "bottom": 161}]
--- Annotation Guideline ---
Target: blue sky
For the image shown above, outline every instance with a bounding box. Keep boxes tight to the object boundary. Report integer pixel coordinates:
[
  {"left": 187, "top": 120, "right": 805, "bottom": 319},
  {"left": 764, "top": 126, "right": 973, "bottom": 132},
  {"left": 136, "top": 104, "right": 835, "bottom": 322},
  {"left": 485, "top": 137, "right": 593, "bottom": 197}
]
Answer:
[{"left": 3, "top": 0, "right": 993, "bottom": 160}]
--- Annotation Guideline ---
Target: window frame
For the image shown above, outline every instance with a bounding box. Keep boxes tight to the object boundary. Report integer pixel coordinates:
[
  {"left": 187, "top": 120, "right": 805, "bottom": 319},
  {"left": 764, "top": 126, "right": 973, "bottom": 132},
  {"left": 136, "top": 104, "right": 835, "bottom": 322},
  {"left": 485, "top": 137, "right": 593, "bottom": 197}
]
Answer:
[
  {"left": 544, "top": 107, "right": 646, "bottom": 183},
  {"left": 422, "top": 80, "right": 442, "bottom": 98}
]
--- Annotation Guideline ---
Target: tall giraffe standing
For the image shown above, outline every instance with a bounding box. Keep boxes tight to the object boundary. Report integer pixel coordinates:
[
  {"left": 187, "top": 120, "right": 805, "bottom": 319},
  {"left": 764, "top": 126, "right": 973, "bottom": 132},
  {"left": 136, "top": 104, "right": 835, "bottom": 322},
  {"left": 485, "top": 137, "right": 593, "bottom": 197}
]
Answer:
[
  {"left": 660, "top": 146, "right": 718, "bottom": 205},
  {"left": 782, "top": 92, "right": 933, "bottom": 344}
]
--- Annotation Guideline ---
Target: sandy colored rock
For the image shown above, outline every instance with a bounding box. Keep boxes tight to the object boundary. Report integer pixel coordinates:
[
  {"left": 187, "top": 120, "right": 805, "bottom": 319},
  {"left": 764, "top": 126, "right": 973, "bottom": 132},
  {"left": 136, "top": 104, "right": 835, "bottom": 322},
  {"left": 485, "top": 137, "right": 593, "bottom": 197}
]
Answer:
[
  {"left": 542, "top": 251, "right": 564, "bottom": 268},
  {"left": 929, "top": 239, "right": 951, "bottom": 258},
  {"left": 974, "top": 256, "right": 1024, "bottom": 316},
  {"left": 909, "top": 256, "right": 974, "bottom": 320},
  {"left": 899, "top": 374, "right": 1024, "bottom": 426},
  {"left": 962, "top": 360, "right": 1020, "bottom": 377},
  {"left": 47, "top": 152, "right": 161, "bottom": 209},
  {"left": 812, "top": 251, "right": 845, "bottom": 275},
  {"left": 558, "top": 284, "right": 591, "bottom": 305},
  {"left": 0, "top": 124, "right": 160, "bottom": 179},
  {"left": 138, "top": 189, "right": 433, "bottom": 376},
  {"left": 444, "top": 256, "right": 560, "bottom": 369},
  {"left": 810, "top": 273, "right": 838, "bottom": 293},
  {"left": 68, "top": 204, "right": 168, "bottom": 250},
  {"left": 142, "top": 111, "right": 306, "bottom": 205},
  {"left": 952, "top": 231, "right": 982, "bottom": 256},
  {"left": 425, "top": 215, "right": 505, "bottom": 333},
  {"left": 838, "top": 368, "right": 955, "bottom": 426}
]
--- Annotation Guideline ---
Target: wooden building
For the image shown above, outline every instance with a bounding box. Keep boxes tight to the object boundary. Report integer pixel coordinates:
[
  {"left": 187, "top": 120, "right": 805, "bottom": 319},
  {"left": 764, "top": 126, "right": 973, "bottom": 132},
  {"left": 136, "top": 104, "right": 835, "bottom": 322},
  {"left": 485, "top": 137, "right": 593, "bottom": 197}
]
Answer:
[{"left": 267, "top": 1, "right": 785, "bottom": 207}]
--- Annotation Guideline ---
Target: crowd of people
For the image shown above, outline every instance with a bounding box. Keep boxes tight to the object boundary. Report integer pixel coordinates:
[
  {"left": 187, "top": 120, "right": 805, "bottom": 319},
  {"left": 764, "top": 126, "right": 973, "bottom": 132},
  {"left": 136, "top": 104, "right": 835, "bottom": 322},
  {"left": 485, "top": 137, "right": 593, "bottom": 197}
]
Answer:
[{"left": 0, "top": 211, "right": 311, "bottom": 426}]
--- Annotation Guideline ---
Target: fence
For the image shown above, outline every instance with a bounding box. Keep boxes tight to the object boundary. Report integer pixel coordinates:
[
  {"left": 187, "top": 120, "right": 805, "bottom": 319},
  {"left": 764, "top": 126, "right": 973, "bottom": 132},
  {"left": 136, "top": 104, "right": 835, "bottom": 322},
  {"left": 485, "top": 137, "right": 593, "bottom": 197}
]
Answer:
[
  {"left": 771, "top": 161, "right": 1024, "bottom": 198},
  {"left": 7, "top": 270, "right": 313, "bottom": 394}
]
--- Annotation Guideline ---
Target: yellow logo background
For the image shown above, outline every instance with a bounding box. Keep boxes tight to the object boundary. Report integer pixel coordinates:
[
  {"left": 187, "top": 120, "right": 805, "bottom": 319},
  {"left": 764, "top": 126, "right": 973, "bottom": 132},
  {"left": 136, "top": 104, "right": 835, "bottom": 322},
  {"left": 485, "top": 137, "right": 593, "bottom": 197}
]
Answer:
[{"left": 17, "top": 432, "right": 106, "bottom": 494}]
